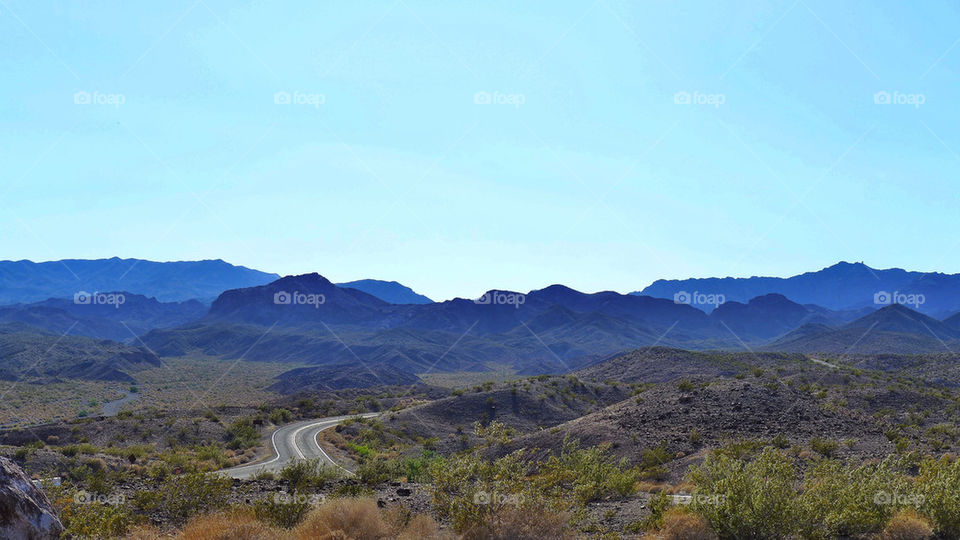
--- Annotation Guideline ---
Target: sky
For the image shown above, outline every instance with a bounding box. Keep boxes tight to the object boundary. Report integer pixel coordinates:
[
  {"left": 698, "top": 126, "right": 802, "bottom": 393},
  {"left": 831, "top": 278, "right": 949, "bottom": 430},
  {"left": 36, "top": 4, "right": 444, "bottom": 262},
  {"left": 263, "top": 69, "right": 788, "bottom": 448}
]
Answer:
[{"left": 2, "top": 1, "right": 960, "bottom": 301}]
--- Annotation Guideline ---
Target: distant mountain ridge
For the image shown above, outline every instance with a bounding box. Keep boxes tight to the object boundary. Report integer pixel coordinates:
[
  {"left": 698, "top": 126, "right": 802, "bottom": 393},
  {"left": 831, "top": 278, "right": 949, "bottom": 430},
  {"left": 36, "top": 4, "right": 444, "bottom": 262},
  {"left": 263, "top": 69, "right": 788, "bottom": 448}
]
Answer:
[
  {"left": 337, "top": 279, "right": 432, "bottom": 304},
  {"left": 142, "top": 271, "right": 960, "bottom": 393},
  {"left": 0, "top": 258, "right": 279, "bottom": 304},
  {"left": 637, "top": 261, "right": 960, "bottom": 317},
  {"left": 0, "top": 293, "right": 207, "bottom": 342}
]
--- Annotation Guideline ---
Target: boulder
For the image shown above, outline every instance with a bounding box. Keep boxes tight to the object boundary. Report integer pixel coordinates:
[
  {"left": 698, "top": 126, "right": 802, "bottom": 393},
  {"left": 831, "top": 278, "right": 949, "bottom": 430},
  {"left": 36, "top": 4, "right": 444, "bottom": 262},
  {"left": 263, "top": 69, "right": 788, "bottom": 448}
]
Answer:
[{"left": 0, "top": 457, "right": 63, "bottom": 539}]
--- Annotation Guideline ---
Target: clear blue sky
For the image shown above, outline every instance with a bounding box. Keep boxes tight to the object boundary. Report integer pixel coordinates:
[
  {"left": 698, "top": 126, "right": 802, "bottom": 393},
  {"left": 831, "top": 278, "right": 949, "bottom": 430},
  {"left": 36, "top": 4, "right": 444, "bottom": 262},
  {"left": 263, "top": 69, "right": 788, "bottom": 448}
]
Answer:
[{"left": 2, "top": 1, "right": 959, "bottom": 300}]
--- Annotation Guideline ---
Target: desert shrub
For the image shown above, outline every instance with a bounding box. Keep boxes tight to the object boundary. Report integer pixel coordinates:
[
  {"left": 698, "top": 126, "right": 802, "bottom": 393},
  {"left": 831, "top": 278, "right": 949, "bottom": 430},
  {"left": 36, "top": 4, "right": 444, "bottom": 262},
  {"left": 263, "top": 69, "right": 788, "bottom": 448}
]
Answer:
[
  {"left": 252, "top": 494, "right": 315, "bottom": 529},
  {"left": 226, "top": 417, "right": 260, "bottom": 449},
  {"left": 686, "top": 447, "right": 798, "bottom": 539},
  {"left": 809, "top": 437, "right": 839, "bottom": 458},
  {"left": 403, "top": 449, "right": 441, "bottom": 483},
  {"left": 535, "top": 438, "right": 639, "bottom": 504},
  {"left": 175, "top": 510, "right": 283, "bottom": 540},
  {"left": 638, "top": 491, "right": 672, "bottom": 531},
  {"left": 429, "top": 450, "right": 531, "bottom": 532},
  {"left": 356, "top": 455, "right": 403, "bottom": 485},
  {"left": 268, "top": 408, "right": 293, "bottom": 424},
  {"left": 396, "top": 513, "right": 450, "bottom": 540},
  {"left": 460, "top": 504, "right": 572, "bottom": 540},
  {"left": 915, "top": 455, "right": 960, "bottom": 537},
  {"left": 881, "top": 509, "right": 934, "bottom": 540},
  {"left": 57, "top": 495, "right": 133, "bottom": 539},
  {"left": 157, "top": 472, "right": 232, "bottom": 525},
  {"left": 473, "top": 420, "right": 514, "bottom": 446},
  {"left": 658, "top": 506, "right": 717, "bottom": 540},
  {"left": 292, "top": 498, "right": 391, "bottom": 539},
  {"left": 278, "top": 458, "right": 341, "bottom": 491},
  {"left": 796, "top": 457, "right": 907, "bottom": 539}
]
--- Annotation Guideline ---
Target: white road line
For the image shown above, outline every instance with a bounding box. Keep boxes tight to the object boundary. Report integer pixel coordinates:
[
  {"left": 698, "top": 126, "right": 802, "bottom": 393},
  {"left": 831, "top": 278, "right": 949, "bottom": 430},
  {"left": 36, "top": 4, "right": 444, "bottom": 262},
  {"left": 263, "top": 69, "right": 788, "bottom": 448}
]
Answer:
[{"left": 219, "top": 413, "right": 380, "bottom": 478}]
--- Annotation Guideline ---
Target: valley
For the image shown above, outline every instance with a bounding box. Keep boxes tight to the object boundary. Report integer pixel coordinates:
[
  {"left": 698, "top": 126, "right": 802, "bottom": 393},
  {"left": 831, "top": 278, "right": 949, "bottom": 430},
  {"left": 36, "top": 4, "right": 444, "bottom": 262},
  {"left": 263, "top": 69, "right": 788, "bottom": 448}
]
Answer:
[{"left": 4, "top": 259, "right": 960, "bottom": 537}]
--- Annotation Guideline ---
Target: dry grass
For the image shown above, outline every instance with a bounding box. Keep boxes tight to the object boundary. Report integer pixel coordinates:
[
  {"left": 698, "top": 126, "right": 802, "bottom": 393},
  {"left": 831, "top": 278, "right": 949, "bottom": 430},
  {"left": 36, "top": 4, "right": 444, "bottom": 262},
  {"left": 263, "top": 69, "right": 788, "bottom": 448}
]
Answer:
[
  {"left": 149, "top": 498, "right": 450, "bottom": 540},
  {"left": 460, "top": 506, "right": 572, "bottom": 540},
  {"left": 174, "top": 511, "right": 284, "bottom": 540},
  {"left": 657, "top": 507, "right": 717, "bottom": 540},
  {"left": 292, "top": 498, "right": 392, "bottom": 539},
  {"left": 880, "top": 509, "right": 934, "bottom": 540}
]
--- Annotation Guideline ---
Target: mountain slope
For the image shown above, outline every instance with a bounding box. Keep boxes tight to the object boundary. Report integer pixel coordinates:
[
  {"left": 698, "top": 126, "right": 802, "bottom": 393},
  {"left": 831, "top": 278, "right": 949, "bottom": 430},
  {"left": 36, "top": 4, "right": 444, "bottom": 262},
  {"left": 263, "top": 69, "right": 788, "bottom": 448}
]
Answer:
[
  {"left": 708, "top": 293, "right": 813, "bottom": 340},
  {"left": 336, "top": 279, "right": 433, "bottom": 304},
  {"left": 768, "top": 304, "right": 959, "bottom": 354},
  {"left": 0, "top": 258, "right": 278, "bottom": 304},
  {"left": 0, "top": 324, "right": 161, "bottom": 383}
]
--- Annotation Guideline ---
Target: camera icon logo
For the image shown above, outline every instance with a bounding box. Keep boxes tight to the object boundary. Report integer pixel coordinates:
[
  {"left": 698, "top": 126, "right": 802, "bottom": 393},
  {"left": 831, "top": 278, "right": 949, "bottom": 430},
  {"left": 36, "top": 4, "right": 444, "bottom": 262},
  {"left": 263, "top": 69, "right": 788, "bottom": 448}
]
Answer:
[
  {"left": 74, "top": 291, "right": 92, "bottom": 305},
  {"left": 273, "top": 291, "right": 292, "bottom": 305},
  {"left": 874, "top": 91, "right": 891, "bottom": 105},
  {"left": 673, "top": 291, "right": 692, "bottom": 305},
  {"left": 873, "top": 291, "right": 891, "bottom": 305},
  {"left": 473, "top": 491, "right": 491, "bottom": 505}
]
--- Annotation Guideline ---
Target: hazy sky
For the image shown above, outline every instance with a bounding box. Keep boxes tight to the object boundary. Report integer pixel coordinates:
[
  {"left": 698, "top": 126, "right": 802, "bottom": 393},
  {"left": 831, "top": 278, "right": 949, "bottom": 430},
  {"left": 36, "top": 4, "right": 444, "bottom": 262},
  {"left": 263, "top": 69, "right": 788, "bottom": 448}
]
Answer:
[{"left": 3, "top": 1, "right": 959, "bottom": 300}]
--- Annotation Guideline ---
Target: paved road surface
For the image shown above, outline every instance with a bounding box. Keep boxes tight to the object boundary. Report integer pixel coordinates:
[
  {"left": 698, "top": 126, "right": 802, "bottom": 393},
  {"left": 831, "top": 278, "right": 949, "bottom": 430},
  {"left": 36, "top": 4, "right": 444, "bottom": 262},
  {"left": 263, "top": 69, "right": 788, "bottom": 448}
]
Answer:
[
  {"left": 101, "top": 390, "right": 139, "bottom": 417},
  {"left": 220, "top": 413, "right": 378, "bottom": 480}
]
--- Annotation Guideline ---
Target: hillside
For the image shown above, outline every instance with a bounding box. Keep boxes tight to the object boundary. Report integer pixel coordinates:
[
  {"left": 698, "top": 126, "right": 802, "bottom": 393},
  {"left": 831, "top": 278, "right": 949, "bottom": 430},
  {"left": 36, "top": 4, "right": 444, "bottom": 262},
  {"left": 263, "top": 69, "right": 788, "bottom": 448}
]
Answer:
[
  {"left": 0, "top": 258, "right": 278, "bottom": 304},
  {"left": 496, "top": 378, "right": 894, "bottom": 478},
  {"left": 769, "top": 304, "right": 960, "bottom": 354},
  {"left": 0, "top": 324, "right": 161, "bottom": 382}
]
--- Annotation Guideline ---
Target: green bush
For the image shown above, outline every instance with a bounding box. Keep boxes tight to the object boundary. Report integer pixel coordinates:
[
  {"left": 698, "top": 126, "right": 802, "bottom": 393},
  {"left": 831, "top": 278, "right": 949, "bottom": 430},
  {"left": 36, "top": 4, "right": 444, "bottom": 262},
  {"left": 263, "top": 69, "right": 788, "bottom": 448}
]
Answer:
[
  {"left": 252, "top": 493, "right": 315, "bottom": 528},
  {"left": 268, "top": 408, "right": 293, "bottom": 424},
  {"left": 61, "top": 499, "right": 132, "bottom": 539},
  {"left": 156, "top": 472, "right": 232, "bottom": 525},
  {"left": 226, "top": 416, "right": 260, "bottom": 449},
  {"left": 536, "top": 438, "right": 639, "bottom": 504},
  {"left": 686, "top": 447, "right": 799, "bottom": 539},
  {"left": 796, "top": 457, "right": 907, "bottom": 539},
  {"left": 279, "top": 458, "right": 340, "bottom": 491},
  {"left": 915, "top": 455, "right": 960, "bottom": 537},
  {"left": 809, "top": 437, "right": 839, "bottom": 458}
]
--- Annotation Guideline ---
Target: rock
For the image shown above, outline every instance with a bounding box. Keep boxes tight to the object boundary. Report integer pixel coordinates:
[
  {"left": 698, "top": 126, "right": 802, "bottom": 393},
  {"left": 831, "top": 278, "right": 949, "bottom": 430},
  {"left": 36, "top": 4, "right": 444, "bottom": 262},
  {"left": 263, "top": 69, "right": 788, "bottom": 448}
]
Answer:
[{"left": 0, "top": 457, "right": 64, "bottom": 539}]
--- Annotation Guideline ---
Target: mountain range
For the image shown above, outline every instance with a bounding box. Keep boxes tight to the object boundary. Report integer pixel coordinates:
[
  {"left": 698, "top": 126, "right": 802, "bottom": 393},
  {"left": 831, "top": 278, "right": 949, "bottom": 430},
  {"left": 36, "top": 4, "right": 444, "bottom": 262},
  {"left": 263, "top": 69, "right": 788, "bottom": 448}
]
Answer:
[
  {"left": 638, "top": 261, "right": 960, "bottom": 317},
  {"left": 0, "top": 258, "right": 278, "bottom": 304},
  {"left": 5, "top": 258, "right": 960, "bottom": 392}
]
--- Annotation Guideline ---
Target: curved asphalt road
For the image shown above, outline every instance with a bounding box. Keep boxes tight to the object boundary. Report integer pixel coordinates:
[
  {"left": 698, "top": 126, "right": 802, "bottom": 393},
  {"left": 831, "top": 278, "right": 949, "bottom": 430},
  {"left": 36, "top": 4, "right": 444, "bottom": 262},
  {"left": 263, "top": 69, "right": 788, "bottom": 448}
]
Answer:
[{"left": 220, "top": 413, "right": 379, "bottom": 480}]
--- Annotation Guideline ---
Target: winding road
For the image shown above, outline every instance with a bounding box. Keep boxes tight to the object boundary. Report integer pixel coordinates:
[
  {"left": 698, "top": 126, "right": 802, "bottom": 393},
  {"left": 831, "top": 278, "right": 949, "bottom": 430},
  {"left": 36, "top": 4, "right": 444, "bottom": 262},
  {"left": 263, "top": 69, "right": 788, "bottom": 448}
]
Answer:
[{"left": 220, "top": 413, "right": 378, "bottom": 480}]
